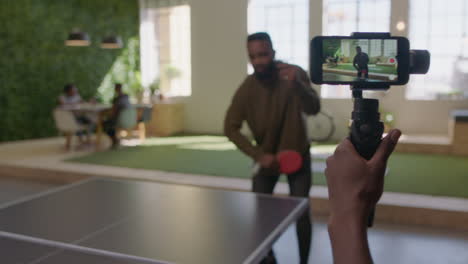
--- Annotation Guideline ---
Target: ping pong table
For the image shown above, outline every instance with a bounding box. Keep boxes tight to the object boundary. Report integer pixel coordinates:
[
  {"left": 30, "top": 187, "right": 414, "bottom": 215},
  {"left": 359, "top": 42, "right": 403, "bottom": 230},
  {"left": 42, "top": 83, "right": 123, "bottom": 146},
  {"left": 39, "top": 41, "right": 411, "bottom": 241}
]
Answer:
[{"left": 0, "top": 178, "right": 308, "bottom": 264}]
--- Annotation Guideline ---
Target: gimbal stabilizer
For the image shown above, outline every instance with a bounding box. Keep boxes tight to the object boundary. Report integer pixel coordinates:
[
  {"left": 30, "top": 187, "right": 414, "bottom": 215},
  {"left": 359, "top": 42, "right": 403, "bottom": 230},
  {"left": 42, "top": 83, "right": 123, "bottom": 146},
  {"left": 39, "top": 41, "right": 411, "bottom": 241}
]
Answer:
[{"left": 349, "top": 32, "right": 430, "bottom": 227}]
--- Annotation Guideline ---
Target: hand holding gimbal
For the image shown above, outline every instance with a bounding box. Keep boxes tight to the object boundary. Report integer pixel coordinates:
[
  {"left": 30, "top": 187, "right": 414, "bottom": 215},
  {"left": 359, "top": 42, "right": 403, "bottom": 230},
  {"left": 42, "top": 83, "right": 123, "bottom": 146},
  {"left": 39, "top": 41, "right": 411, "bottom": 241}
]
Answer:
[{"left": 310, "top": 32, "right": 430, "bottom": 227}]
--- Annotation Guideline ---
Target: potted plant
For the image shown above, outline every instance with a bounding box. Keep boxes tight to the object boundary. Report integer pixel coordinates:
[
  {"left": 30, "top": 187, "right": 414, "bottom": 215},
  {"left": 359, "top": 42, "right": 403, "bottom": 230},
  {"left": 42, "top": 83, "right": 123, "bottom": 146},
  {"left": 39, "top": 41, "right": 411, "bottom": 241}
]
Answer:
[
  {"left": 149, "top": 79, "right": 160, "bottom": 103},
  {"left": 128, "top": 71, "right": 144, "bottom": 103},
  {"left": 165, "top": 65, "right": 182, "bottom": 80},
  {"left": 163, "top": 65, "right": 182, "bottom": 98}
]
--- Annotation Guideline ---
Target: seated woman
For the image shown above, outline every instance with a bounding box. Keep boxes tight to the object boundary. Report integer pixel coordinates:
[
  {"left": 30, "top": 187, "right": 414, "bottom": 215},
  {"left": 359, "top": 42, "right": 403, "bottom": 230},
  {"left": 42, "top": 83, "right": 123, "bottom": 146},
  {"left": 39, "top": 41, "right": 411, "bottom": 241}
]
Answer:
[
  {"left": 58, "top": 83, "right": 83, "bottom": 106},
  {"left": 58, "top": 83, "right": 92, "bottom": 145}
]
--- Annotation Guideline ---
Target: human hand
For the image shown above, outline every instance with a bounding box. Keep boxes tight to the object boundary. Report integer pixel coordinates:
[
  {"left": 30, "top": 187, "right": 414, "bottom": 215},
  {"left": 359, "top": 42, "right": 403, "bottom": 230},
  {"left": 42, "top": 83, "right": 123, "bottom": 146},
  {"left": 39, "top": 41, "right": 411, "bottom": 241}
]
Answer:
[
  {"left": 257, "top": 153, "right": 278, "bottom": 169},
  {"left": 277, "top": 63, "right": 301, "bottom": 82},
  {"left": 325, "top": 129, "right": 401, "bottom": 264},
  {"left": 325, "top": 129, "right": 401, "bottom": 222}
]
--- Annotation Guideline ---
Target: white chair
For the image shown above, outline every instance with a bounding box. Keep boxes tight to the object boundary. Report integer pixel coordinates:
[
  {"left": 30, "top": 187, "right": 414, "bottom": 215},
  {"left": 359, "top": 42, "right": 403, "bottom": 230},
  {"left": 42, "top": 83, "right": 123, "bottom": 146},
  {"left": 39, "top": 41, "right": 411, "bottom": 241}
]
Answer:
[
  {"left": 53, "top": 109, "right": 87, "bottom": 149},
  {"left": 116, "top": 107, "right": 137, "bottom": 129},
  {"left": 116, "top": 107, "right": 139, "bottom": 140}
]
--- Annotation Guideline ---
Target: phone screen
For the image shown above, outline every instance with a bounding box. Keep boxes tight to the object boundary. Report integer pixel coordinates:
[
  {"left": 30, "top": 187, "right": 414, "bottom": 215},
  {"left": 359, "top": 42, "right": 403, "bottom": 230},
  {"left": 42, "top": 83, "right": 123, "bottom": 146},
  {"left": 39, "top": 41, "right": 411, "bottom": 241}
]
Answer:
[{"left": 322, "top": 38, "right": 399, "bottom": 83}]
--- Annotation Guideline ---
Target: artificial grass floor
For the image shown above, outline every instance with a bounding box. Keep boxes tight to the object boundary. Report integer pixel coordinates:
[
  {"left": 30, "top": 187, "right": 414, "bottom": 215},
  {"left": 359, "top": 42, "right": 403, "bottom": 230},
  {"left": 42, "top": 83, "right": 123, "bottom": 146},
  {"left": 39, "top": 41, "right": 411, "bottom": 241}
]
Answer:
[
  {"left": 331, "top": 63, "right": 396, "bottom": 74},
  {"left": 68, "top": 136, "right": 468, "bottom": 198}
]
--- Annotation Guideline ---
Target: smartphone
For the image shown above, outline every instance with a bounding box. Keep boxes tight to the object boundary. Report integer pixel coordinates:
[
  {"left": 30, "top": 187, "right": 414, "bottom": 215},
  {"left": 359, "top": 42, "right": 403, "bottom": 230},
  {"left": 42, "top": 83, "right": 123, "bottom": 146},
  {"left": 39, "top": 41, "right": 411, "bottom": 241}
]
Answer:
[{"left": 310, "top": 35, "right": 410, "bottom": 88}]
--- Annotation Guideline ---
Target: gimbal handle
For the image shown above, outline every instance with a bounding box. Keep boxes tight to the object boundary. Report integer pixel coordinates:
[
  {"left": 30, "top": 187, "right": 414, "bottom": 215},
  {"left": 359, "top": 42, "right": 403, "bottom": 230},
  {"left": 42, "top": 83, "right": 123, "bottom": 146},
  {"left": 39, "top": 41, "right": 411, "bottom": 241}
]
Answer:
[{"left": 349, "top": 90, "right": 384, "bottom": 227}]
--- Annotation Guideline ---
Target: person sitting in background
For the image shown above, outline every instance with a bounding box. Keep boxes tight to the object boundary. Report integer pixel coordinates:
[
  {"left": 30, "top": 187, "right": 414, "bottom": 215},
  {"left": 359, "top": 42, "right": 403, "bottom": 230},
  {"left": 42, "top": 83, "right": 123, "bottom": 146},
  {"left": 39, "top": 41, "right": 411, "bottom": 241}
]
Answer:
[
  {"left": 103, "top": 83, "right": 131, "bottom": 148},
  {"left": 58, "top": 83, "right": 83, "bottom": 106},
  {"left": 325, "top": 129, "right": 401, "bottom": 264},
  {"left": 58, "top": 83, "right": 91, "bottom": 145}
]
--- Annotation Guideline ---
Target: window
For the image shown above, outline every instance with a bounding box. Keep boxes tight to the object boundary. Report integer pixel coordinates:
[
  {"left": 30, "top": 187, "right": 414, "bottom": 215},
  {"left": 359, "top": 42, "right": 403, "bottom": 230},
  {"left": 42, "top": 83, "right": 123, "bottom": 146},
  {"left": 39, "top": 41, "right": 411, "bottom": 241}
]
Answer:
[
  {"left": 140, "top": 1, "right": 191, "bottom": 97},
  {"left": 322, "top": 0, "right": 391, "bottom": 98},
  {"left": 248, "top": 0, "right": 309, "bottom": 71},
  {"left": 407, "top": 0, "right": 468, "bottom": 100}
]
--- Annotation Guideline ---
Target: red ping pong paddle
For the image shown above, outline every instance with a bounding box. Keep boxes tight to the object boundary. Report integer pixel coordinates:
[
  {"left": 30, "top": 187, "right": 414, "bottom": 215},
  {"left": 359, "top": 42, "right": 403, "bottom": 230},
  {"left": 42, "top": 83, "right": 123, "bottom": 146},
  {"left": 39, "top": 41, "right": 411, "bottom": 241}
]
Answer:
[{"left": 277, "top": 150, "right": 303, "bottom": 174}]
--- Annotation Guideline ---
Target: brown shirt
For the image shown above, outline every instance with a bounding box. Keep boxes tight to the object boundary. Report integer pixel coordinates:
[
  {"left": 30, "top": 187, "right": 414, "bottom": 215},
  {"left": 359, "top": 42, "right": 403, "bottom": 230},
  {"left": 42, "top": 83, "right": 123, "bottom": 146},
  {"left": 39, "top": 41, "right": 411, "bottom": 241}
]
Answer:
[{"left": 224, "top": 65, "right": 320, "bottom": 160}]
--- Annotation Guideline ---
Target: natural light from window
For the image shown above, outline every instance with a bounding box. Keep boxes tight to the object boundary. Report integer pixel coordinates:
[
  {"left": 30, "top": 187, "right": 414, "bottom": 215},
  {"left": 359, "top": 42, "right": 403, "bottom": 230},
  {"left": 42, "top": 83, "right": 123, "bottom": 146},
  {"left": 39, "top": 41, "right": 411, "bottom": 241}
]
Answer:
[
  {"left": 407, "top": 0, "right": 468, "bottom": 100},
  {"left": 248, "top": 0, "right": 309, "bottom": 73},
  {"left": 140, "top": 3, "right": 191, "bottom": 97}
]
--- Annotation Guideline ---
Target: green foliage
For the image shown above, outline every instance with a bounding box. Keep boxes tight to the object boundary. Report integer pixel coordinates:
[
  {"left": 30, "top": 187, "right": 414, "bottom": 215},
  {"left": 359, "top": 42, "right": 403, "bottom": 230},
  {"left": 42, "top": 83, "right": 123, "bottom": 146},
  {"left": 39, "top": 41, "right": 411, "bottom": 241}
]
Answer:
[
  {"left": 149, "top": 79, "right": 160, "bottom": 95},
  {"left": 97, "top": 37, "right": 142, "bottom": 102},
  {"left": 165, "top": 65, "right": 182, "bottom": 80},
  {"left": 0, "top": 0, "right": 139, "bottom": 142},
  {"left": 323, "top": 39, "right": 341, "bottom": 57}
]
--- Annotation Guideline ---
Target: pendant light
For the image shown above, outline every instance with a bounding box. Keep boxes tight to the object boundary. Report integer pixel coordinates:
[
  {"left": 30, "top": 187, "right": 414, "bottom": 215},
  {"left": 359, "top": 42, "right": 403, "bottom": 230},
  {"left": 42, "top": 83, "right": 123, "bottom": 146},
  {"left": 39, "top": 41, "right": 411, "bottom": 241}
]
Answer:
[
  {"left": 65, "top": 29, "right": 91, "bottom": 46},
  {"left": 101, "top": 35, "right": 123, "bottom": 49}
]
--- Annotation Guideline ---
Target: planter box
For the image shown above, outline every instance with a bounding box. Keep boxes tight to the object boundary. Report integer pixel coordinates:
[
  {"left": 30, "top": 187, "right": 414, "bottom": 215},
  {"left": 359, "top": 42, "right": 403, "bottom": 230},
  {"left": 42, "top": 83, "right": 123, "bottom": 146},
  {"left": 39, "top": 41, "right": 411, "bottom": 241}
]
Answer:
[{"left": 147, "top": 102, "right": 184, "bottom": 136}]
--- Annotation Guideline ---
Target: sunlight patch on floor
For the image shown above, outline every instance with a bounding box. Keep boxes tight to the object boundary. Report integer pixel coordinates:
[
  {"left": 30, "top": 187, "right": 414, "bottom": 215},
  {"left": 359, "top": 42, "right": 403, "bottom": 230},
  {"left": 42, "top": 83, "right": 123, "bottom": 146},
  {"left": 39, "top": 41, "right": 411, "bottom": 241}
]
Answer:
[
  {"left": 178, "top": 142, "right": 237, "bottom": 151},
  {"left": 141, "top": 136, "right": 228, "bottom": 146}
]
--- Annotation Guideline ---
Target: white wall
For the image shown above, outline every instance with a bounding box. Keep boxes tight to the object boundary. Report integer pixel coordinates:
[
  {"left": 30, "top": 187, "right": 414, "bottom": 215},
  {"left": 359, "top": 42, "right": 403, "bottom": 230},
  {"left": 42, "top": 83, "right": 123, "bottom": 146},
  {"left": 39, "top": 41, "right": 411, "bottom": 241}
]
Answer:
[
  {"left": 185, "top": 0, "right": 248, "bottom": 134},
  {"left": 183, "top": 0, "right": 468, "bottom": 139}
]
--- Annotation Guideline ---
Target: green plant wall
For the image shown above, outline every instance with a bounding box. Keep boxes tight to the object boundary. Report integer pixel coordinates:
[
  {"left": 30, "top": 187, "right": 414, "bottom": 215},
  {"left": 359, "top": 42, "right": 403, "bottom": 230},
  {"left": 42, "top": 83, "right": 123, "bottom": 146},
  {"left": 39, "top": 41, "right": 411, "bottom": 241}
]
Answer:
[{"left": 0, "top": 0, "right": 139, "bottom": 142}]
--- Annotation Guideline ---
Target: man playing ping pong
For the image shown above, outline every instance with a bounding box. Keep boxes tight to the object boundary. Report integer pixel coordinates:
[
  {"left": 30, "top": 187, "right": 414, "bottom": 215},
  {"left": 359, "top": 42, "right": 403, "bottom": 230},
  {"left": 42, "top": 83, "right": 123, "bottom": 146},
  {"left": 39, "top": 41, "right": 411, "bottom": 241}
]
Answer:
[
  {"left": 224, "top": 32, "right": 320, "bottom": 264},
  {"left": 353, "top": 46, "right": 369, "bottom": 80}
]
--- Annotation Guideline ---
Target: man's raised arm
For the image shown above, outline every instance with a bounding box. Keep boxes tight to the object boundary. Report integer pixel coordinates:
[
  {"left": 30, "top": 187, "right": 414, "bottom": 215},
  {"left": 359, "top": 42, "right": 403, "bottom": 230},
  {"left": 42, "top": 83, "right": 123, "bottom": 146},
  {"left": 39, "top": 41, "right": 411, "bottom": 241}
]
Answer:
[
  {"left": 296, "top": 69, "right": 321, "bottom": 115},
  {"left": 277, "top": 63, "right": 321, "bottom": 115}
]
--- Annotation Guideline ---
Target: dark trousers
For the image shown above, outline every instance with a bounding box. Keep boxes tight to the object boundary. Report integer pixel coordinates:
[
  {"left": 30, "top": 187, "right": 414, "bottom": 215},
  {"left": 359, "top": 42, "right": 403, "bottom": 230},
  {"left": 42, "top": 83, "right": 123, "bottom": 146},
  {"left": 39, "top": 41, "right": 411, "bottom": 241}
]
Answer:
[
  {"left": 75, "top": 116, "right": 91, "bottom": 137},
  {"left": 253, "top": 154, "right": 312, "bottom": 264},
  {"left": 103, "top": 118, "right": 118, "bottom": 144}
]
